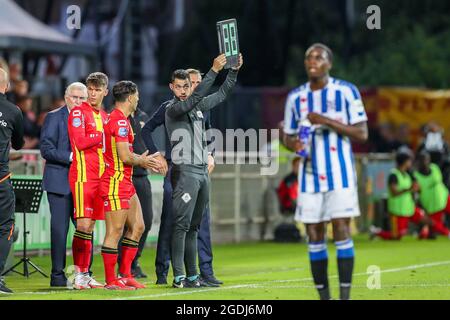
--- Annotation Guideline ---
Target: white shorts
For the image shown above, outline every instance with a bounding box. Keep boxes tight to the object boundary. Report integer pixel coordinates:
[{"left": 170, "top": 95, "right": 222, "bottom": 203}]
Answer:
[{"left": 295, "top": 188, "right": 360, "bottom": 224}]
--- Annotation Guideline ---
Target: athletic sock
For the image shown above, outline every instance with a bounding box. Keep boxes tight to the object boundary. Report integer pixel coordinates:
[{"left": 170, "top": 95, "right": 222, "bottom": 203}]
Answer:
[
  {"left": 101, "top": 247, "right": 118, "bottom": 284},
  {"left": 119, "top": 238, "right": 139, "bottom": 278},
  {"left": 335, "top": 238, "right": 355, "bottom": 300},
  {"left": 188, "top": 275, "right": 199, "bottom": 282},
  {"left": 72, "top": 231, "right": 93, "bottom": 273},
  {"left": 308, "top": 241, "right": 330, "bottom": 300}
]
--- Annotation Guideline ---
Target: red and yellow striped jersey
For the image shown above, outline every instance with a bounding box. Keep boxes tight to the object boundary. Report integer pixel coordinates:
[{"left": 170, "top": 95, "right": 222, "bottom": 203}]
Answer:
[
  {"left": 102, "top": 108, "right": 134, "bottom": 182},
  {"left": 68, "top": 102, "right": 108, "bottom": 183}
]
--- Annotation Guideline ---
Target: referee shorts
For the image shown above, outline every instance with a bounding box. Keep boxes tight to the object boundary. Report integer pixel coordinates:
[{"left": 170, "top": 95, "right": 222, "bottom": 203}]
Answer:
[
  {"left": 295, "top": 187, "right": 360, "bottom": 224},
  {"left": 70, "top": 180, "right": 105, "bottom": 221}
]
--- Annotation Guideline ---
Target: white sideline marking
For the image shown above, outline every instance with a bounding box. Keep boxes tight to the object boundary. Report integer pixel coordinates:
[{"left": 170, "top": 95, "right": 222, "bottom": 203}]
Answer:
[
  {"left": 268, "top": 260, "right": 450, "bottom": 284},
  {"left": 113, "top": 260, "right": 450, "bottom": 300},
  {"left": 14, "top": 260, "right": 450, "bottom": 299}
]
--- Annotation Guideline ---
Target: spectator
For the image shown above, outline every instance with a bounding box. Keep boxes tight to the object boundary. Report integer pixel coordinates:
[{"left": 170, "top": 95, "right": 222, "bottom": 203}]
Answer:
[
  {"left": 417, "top": 122, "right": 449, "bottom": 169},
  {"left": 16, "top": 95, "right": 40, "bottom": 149},
  {"left": 396, "top": 123, "right": 413, "bottom": 150},
  {"left": 371, "top": 122, "right": 403, "bottom": 153},
  {"left": 7, "top": 79, "right": 29, "bottom": 104},
  {"left": 277, "top": 157, "right": 300, "bottom": 216},
  {"left": 38, "top": 97, "right": 65, "bottom": 127}
]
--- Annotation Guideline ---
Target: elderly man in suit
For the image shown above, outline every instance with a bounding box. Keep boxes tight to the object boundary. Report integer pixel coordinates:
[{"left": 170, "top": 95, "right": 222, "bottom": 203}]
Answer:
[{"left": 40, "top": 82, "right": 87, "bottom": 287}]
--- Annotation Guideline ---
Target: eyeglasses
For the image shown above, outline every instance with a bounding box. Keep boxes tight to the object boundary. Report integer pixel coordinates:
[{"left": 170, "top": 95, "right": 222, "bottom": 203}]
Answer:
[{"left": 70, "top": 95, "right": 87, "bottom": 101}]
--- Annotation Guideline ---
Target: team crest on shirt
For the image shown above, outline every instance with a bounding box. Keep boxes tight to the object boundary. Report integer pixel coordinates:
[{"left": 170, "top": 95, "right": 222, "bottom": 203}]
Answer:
[
  {"left": 118, "top": 127, "right": 128, "bottom": 137},
  {"left": 72, "top": 118, "right": 81, "bottom": 127}
]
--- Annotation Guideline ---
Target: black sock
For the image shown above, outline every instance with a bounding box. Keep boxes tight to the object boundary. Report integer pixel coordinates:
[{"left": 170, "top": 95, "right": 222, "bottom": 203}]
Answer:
[
  {"left": 308, "top": 241, "right": 330, "bottom": 300},
  {"left": 335, "top": 239, "right": 355, "bottom": 300},
  {"left": 310, "top": 259, "right": 330, "bottom": 300}
]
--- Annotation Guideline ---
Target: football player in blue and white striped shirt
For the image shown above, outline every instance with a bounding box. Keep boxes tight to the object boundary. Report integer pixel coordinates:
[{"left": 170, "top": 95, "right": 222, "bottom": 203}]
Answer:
[{"left": 282, "top": 43, "right": 368, "bottom": 300}]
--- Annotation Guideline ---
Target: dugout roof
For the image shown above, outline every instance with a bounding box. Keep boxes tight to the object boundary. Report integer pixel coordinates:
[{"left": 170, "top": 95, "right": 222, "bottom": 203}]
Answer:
[{"left": 0, "top": 0, "right": 95, "bottom": 57}]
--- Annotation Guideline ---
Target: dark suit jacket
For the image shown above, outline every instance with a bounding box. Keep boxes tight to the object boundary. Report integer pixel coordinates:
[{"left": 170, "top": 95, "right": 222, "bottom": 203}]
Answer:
[{"left": 40, "top": 106, "right": 72, "bottom": 195}]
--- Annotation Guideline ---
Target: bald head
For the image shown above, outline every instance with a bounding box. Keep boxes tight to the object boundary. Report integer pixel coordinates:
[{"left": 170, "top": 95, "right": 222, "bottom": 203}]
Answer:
[{"left": 0, "top": 68, "right": 9, "bottom": 93}]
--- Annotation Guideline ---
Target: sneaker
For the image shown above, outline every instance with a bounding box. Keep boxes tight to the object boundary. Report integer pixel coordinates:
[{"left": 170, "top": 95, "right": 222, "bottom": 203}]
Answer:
[
  {"left": 120, "top": 276, "right": 146, "bottom": 289},
  {"left": 131, "top": 265, "right": 147, "bottom": 279},
  {"left": 104, "top": 278, "right": 136, "bottom": 291},
  {"left": 201, "top": 275, "right": 223, "bottom": 285},
  {"left": 0, "top": 278, "right": 13, "bottom": 294},
  {"left": 172, "top": 278, "right": 186, "bottom": 288},
  {"left": 198, "top": 277, "right": 220, "bottom": 287},
  {"left": 73, "top": 273, "right": 91, "bottom": 290},
  {"left": 85, "top": 274, "right": 104, "bottom": 288},
  {"left": 172, "top": 278, "right": 201, "bottom": 288}
]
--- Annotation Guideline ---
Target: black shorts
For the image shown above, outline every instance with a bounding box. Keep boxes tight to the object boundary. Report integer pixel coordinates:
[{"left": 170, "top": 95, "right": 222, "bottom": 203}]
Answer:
[{"left": 0, "top": 179, "right": 15, "bottom": 227}]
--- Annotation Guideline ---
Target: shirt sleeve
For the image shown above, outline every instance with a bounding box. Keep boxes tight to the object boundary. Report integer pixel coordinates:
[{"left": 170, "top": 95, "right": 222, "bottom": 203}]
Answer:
[
  {"left": 142, "top": 103, "right": 166, "bottom": 154},
  {"left": 283, "top": 91, "right": 299, "bottom": 135},
  {"left": 11, "top": 107, "right": 24, "bottom": 150},
  {"left": 342, "top": 84, "right": 368, "bottom": 125},
  {"left": 68, "top": 108, "right": 102, "bottom": 150},
  {"left": 112, "top": 118, "right": 130, "bottom": 143},
  {"left": 388, "top": 173, "right": 398, "bottom": 186}
]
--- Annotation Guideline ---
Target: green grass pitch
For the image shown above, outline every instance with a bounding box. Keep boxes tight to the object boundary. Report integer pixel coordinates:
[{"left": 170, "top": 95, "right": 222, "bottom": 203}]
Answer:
[{"left": 1, "top": 235, "right": 450, "bottom": 300}]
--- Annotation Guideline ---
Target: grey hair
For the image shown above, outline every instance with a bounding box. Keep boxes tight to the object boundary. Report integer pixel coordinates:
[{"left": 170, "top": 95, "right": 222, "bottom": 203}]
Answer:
[{"left": 65, "top": 82, "right": 87, "bottom": 97}]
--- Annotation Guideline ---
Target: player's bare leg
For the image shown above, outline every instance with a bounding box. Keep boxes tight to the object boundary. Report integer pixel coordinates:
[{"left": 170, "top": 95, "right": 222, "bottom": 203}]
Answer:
[
  {"left": 102, "top": 209, "right": 135, "bottom": 290},
  {"left": 305, "top": 222, "right": 330, "bottom": 300},
  {"left": 332, "top": 218, "right": 354, "bottom": 300},
  {"left": 119, "top": 194, "right": 146, "bottom": 288},
  {"left": 72, "top": 218, "right": 96, "bottom": 290}
]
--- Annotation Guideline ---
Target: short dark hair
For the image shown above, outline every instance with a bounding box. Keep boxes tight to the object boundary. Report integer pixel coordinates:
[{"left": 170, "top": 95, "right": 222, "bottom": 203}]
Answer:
[
  {"left": 171, "top": 69, "right": 190, "bottom": 83},
  {"left": 396, "top": 152, "right": 412, "bottom": 166},
  {"left": 86, "top": 72, "right": 109, "bottom": 88},
  {"left": 305, "top": 43, "right": 333, "bottom": 62},
  {"left": 112, "top": 81, "right": 138, "bottom": 103},
  {"left": 417, "top": 150, "right": 430, "bottom": 162}
]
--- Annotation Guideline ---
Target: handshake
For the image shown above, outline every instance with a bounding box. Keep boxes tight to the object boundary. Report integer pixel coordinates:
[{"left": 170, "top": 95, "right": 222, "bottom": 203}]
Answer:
[{"left": 136, "top": 150, "right": 168, "bottom": 176}]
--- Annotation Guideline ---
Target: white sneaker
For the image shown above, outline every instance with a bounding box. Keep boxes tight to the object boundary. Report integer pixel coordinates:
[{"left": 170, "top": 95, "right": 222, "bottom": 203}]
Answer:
[
  {"left": 73, "top": 273, "right": 91, "bottom": 290},
  {"left": 85, "top": 274, "right": 104, "bottom": 288}
]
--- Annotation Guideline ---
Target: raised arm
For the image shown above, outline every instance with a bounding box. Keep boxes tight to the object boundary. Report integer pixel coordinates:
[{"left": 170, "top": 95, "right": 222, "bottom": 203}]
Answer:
[
  {"left": 166, "top": 55, "right": 227, "bottom": 118},
  {"left": 199, "top": 53, "right": 243, "bottom": 112}
]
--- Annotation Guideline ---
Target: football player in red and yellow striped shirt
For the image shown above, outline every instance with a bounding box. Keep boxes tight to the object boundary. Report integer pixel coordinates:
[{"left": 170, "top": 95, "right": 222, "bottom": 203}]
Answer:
[
  {"left": 100, "top": 81, "right": 164, "bottom": 290},
  {"left": 68, "top": 72, "right": 108, "bottom": 289}
]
